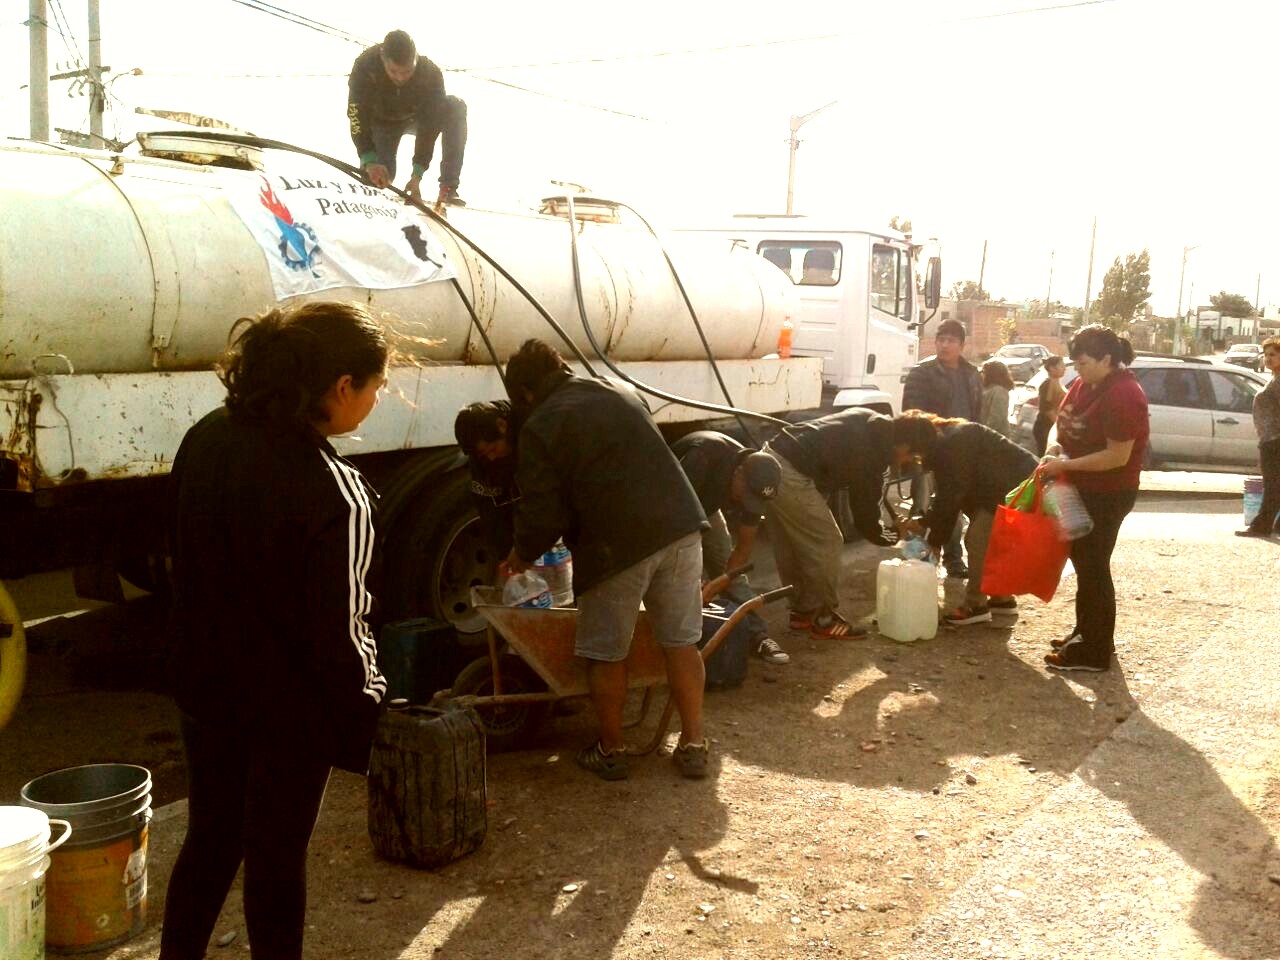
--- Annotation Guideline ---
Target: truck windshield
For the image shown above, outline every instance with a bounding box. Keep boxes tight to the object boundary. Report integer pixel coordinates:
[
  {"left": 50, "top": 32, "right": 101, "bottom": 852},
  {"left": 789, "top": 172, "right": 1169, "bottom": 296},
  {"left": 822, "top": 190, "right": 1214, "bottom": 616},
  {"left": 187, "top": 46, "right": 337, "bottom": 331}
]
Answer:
[{"left": 757, "top": 241, "right": 842, "bottom": 287}]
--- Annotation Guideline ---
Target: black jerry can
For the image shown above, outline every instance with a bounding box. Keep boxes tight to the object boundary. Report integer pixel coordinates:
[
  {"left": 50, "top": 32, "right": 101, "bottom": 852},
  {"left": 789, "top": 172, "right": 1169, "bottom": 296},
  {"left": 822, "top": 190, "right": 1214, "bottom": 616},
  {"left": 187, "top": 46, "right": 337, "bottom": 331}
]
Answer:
[{"left": 367, "top": 702, "right": 488, "bottom": 868}]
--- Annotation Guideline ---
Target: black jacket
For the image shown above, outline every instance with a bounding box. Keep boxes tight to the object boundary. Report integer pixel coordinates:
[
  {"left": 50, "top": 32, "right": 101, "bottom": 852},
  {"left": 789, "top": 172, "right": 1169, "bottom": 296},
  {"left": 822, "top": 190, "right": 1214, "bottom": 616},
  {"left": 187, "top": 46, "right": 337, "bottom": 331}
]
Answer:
[
  {"left": 902, "top": 356, "right": 983, "bottom": 419},
  {"left": 767, "top": 407, "right": 896, "bottom": 546},
  {"left": 169, "top": 408, "right": 386, "bottom": 774},
  {"left": 924, "top": 422, "right": 1039, "bottom": 550},
  {"left": 347, "top": 44, "right": 447, "bottom": 171},
  {"left": 670, "top": 431, "right": 763, "bottom": 526},
  {"left": 513, "top": 374, "right": 707, "bottom": 593}
]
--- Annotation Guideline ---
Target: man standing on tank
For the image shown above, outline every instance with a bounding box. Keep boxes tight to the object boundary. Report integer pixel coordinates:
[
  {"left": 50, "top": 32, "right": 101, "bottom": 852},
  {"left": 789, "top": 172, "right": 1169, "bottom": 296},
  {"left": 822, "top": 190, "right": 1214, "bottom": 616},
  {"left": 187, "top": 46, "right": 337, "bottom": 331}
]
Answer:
[
  {"left": 502, "top": 339, "right": 711, "bottom": 782},
  {"left": 347, "top": 30, "right": 467, "bottom": 207}
]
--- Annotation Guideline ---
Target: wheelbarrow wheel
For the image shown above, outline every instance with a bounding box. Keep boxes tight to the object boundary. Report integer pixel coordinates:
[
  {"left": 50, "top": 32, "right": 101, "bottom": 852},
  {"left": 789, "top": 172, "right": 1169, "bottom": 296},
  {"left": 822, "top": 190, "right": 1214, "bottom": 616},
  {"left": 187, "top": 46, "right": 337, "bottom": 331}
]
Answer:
[{"left": 450, "top": 655, "right": 550, "bottom": 753}]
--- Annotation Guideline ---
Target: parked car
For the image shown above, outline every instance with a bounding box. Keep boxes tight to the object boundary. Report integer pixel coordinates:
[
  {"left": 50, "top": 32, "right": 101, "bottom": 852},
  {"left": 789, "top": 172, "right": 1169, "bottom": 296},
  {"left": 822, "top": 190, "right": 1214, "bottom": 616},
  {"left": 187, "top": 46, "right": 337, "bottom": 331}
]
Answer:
[
  {"left": 1010, "top": 355, "right": 1269, "bottom": 471},
  {"left": 989, "top": 343, "right": 1053, "bottom": 382},
  {"left": 1223, "top": 343, "right": 1264, "bottom": 372}
]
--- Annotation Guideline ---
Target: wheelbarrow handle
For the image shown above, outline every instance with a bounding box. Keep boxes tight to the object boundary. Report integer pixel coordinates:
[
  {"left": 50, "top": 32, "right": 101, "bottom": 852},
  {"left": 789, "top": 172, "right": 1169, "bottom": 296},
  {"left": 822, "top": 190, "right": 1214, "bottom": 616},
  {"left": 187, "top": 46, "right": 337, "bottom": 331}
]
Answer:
[
  {"left": 758, "top": 584, "right": 795, "bottom": 605},
  {"left": 725, "top": 562, "right": 754, "bottom": 580},
  {"left": 701, "top": 562, "right": 755, "bottom": 604}
]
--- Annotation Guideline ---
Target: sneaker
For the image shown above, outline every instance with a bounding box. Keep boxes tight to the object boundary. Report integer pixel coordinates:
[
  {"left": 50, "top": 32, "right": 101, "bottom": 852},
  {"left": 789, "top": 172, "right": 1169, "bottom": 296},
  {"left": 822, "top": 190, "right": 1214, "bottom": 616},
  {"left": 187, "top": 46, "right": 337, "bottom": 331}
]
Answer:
[
  {"left": 1234, "top": 527, "right": 1274, "bottom": 538},
  {"left": 436, "top": 185, "right": 466, "bottom": 207},
  {"left": 988, "top": 596, "right": 1018, "bottom": 610},
  {"left": 575, "top": 741, "right": 628, "bottom": 781},
  {"left": 756, "top": 638, "right": 790, "bottom": 664},
  {"left": 945, "top": 564, "right": 969, "bottom": 580},
  {"left": 1050, "top": 630, "right": 1081, "bottom": 650},
  {"left": 1044, "top": 650, "right": 1109, "bottom": 673},
  {"left": 943, "top": 605, "right": 991, "bottom": 626},
  {"left": 672, "top": 739, "right": 710, "bottom": 779}
]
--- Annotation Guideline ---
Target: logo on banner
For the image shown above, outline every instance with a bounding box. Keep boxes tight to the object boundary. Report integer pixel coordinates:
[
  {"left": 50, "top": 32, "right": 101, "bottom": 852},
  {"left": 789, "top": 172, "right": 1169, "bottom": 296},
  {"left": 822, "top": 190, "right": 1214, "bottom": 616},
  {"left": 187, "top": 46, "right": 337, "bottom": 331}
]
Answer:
[{"left": 259, "top": 176, "right": 321, "bottom": 276}]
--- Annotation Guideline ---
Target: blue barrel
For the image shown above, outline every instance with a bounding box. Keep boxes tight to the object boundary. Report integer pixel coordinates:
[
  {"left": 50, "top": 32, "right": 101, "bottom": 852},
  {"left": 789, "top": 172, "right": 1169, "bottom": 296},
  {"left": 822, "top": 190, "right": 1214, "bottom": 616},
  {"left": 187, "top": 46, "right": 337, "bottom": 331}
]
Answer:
[{"left": 1244, "top": 476, "right": 1265, "bottom": 525}]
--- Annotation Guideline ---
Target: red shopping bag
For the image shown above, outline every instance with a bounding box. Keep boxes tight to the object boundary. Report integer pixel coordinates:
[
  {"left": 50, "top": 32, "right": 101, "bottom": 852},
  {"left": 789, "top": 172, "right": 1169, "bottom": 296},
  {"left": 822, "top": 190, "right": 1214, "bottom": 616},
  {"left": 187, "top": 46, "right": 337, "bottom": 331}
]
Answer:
[{"left": 980, "top": 473, "right": 1070, "bottom": 602}]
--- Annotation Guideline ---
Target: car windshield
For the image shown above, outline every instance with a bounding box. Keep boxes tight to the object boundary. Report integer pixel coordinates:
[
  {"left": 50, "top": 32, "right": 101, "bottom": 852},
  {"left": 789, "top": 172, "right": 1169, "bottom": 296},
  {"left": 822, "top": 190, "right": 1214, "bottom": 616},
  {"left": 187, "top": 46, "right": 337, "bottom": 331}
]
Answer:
[
  {"left": 1227, "top": 345, "right": 1260, "bottom": 354},
  {"left": 997, "top": 346, "right": 1036, "bottom": 357}
]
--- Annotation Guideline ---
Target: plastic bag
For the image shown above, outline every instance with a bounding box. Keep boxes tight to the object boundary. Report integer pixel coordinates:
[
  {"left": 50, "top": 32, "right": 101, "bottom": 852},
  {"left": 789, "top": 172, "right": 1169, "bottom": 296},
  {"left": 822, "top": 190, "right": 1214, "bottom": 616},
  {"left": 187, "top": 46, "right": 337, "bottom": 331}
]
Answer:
[
  {"left": 1004, "top": 473, "right": 1040, "bottom": 512},
  {"left": 901, "top": 536, "right": 933, "bottom": 562},
  {"left": 981, "top": 472, "right": 1070, "bottom": 602},
  {"left": 502, "top": 569, "right": 552, "bottom": 608}
]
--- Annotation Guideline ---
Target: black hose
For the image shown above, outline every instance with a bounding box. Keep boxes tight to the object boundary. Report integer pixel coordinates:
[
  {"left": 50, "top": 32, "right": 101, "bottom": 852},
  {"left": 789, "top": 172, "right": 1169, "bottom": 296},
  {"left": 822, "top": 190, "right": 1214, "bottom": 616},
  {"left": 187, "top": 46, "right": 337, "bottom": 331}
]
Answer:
[
  {"left": 563, "top": 194, "right": 790, "bottom": 429},
  {"left": 604, "top": 198, "right": 764, "bottom": 446},
  {"left": 139, "top": 129, "right": 601, "bottom": 381}
]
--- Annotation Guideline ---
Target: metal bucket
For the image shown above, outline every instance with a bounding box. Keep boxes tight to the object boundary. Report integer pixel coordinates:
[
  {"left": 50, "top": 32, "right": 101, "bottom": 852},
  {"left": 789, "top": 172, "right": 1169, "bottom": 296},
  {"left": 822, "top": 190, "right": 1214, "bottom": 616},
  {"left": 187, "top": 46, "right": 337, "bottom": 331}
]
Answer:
[
  {"left": 1244, "top": 476, "right": 1265, "bottom": 526},
  {"left": 20, "top": 765, "right": 151, "bottom": 953}
]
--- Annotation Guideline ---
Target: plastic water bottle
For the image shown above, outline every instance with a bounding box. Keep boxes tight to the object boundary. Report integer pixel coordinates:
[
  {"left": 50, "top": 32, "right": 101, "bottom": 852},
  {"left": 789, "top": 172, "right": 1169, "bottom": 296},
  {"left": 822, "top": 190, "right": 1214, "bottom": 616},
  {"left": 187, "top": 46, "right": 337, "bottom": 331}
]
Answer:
[
  {"left": 534, "top": 540, "right": 574, "bottom": 607},
  {"left": 502, "top": 569, "right": 553, "bottom": 608},
  {"left": 1044, "top": 480, "right": 1093, "bottom": 541},
  {"left": 901, "top": 536, "right": 932, "bottom": 562}
]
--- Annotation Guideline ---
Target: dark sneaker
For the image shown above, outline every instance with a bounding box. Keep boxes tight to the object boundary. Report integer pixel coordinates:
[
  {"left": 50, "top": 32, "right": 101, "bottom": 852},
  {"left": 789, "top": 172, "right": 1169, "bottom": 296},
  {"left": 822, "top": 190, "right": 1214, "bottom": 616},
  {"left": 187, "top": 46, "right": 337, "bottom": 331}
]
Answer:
[
  {"left": 575, "top": 741, "right": 628, "bottom": 781},
  {"left": 945, "top": 564, "right": 969, "bottom": 580},
  {"left": 756, "top": 638, "right": 790, "bottom": 664},
  {"left": 672, "top": 739, "right": 710, "bottom": 779},
  {"left": 988, "top": 595, "right": 1018, "bottom": 610},
  {"left": 1050, "top": 630, "right": 1081, "bottom": 650},
  {"left": 436, "top": 185, "right": 466, "bottom": 207},
  {"left": 943, "top": 605, "right": 991, "bottom": 626},
  {"left": 1044, "top": 650, "right": 1108, "bottom": 673}
]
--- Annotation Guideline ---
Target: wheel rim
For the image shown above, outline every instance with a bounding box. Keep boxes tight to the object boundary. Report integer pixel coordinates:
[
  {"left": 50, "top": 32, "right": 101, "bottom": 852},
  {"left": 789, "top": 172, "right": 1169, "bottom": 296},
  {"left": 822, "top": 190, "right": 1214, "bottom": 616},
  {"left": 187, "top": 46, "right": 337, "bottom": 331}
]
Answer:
[
  {"left": 455, "top": 664, "right": 537, "bottom": 739},
  {"left": 432, "top": 514, "right": 498, "bottom": 634}
]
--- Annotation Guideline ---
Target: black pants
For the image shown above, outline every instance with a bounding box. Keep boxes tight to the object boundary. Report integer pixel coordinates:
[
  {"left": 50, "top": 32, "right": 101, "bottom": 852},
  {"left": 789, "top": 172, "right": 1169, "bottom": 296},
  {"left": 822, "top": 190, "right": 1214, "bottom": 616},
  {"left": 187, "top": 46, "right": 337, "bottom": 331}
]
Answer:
[
  {"left": 1249, "top": 437, "right": 1280, "bottom": 533},
  {"left": 1068, "top": 488, "right": 1137, "bottom": 665},
  {"left": 371, "top": 95, "right": 468, "bottom": 187},
  {"left": 1033, "top": 416, "right": 1053, "bottom": 457},
  {"left": 159, "top": 714, "right": 331, "bottom": 960}
]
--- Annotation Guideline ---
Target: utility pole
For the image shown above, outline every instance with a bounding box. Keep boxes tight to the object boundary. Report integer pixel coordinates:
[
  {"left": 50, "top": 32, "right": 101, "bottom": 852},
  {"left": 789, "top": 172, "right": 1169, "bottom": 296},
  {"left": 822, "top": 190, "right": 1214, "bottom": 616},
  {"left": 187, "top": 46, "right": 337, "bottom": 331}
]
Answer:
[
  {"left": 1255, "top": 272, "right": 1262, "bottom": 342},
  {"left": 88, "top": 0, "right": 104, "bottom": 141},
  {"left": 28, "top": 0, "right": 49, "bottom": 142},
  {"left": 785, "top": 100, "right": 837, "bottom": 215},
  {"left": 1045, "top": 249, "right": 1055, "bottom": 316},
  {"left": 1082, "top": 216, "right": 1096, "bottom": 324},
  {"left": 977, "top": 240, "right": 988, "bottom": 299},
  {"left": 1173, "top": 244, "right": 1198, "bottom": 355}
]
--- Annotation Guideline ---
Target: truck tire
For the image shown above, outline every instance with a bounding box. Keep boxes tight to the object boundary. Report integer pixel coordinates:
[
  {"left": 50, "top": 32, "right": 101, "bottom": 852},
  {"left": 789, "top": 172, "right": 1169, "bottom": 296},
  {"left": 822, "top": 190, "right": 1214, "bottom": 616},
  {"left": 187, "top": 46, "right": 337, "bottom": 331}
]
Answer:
[
  {"left": 380, "top": 468, "right": 502, "bottom": 634},
  {"left": 449, "top": 655, "right": 549, "bottom": 752}
]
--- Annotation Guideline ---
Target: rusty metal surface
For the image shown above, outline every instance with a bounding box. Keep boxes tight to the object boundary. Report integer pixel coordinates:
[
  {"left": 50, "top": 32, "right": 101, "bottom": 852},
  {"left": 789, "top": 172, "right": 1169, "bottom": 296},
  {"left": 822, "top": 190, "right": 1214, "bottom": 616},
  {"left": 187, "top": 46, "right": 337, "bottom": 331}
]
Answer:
[{"left": 470, "top": 587, "right": 668, "bottom": 698}]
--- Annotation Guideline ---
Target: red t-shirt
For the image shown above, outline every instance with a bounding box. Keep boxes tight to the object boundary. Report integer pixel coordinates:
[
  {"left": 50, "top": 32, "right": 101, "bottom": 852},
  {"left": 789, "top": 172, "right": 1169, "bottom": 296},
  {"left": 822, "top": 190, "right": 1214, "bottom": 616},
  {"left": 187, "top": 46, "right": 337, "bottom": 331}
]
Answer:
[{"left": 1055, "top": 368, "right": 1149, "bottom": 492}]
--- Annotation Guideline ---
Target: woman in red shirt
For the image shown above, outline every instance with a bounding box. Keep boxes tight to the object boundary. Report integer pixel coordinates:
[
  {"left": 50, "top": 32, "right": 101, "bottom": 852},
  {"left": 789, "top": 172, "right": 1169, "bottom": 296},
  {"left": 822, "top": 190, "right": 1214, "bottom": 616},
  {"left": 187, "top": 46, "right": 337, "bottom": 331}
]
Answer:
[{"left": 1039, "top": 325, "right": 1149, "bottom": 672}]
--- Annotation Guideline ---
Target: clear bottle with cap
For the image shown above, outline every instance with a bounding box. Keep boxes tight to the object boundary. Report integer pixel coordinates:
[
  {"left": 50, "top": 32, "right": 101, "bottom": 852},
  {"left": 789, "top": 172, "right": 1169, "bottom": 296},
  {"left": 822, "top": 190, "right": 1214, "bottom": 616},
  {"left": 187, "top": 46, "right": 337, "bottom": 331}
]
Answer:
[{"left": 534, "top": 540, "right": 574, "bottom": 606}]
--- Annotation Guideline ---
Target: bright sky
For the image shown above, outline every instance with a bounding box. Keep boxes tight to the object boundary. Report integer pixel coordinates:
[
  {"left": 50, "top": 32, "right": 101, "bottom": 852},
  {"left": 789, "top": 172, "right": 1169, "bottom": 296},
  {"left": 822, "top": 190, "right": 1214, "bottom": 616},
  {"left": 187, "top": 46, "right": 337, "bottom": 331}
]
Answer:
[{"left": 3, "top": 0, "right": 1275, "bottom": 316}]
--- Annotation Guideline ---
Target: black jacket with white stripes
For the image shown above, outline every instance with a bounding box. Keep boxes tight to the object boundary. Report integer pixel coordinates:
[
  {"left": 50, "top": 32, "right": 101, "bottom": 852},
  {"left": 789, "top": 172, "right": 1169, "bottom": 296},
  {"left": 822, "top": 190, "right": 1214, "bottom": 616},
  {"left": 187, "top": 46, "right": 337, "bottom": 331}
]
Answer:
[{"left": 169, "top": 408, "right": 386, "bottom": 773}]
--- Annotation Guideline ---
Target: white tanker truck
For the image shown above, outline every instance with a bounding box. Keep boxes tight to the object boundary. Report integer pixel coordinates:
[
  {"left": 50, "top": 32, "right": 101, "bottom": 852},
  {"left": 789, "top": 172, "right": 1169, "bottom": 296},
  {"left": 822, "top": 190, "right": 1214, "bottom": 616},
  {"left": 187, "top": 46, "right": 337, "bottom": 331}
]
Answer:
[{"left": 0, "top": 131, "right": 938, "bottom": 650}]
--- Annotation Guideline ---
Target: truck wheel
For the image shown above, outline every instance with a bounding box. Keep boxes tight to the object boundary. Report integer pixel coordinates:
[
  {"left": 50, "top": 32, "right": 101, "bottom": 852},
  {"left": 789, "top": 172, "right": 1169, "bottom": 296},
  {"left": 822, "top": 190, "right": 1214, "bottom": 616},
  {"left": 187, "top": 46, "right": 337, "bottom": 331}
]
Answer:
[
  {"left": 450, "top": 655, "right": 550, "bottom": 752},
  {"left": 381, "top": 469, "right": 501, "bottom": 633},
  {"left": 831, "top": 490, "right": 859, "bottom": 543}
]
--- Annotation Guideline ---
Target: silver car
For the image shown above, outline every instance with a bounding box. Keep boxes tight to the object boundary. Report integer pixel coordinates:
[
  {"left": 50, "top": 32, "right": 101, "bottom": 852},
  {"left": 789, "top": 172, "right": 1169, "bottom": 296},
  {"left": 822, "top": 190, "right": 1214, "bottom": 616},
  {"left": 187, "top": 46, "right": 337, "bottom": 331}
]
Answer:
[{"left": 1011, "top": 356, "right": 1270, "bottom": 471}]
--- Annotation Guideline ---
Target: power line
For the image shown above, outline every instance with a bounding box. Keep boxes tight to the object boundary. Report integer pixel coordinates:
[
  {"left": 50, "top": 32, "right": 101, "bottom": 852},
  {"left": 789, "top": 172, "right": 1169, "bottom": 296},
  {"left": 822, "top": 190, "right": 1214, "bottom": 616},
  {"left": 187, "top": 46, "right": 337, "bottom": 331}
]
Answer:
[
  {"left": 48, "top": 0, "right": 86, "bottom": 68},
  {"left": 450, "top": 33, "right": 844, "bottom": 73},
  {"left": 227, "top": 0, "right": 368, "bottom": 45},
  {"left": 947, "top": 0, "right": 1118, "bottom": 22}
]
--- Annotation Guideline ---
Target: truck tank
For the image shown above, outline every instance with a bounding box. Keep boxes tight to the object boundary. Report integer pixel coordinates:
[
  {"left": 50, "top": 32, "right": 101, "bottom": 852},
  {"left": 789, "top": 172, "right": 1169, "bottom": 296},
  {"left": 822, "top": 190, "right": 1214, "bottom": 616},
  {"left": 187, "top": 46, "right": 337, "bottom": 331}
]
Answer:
[{"left": 0, "top": 140, "right": 793, "bottom": 379}]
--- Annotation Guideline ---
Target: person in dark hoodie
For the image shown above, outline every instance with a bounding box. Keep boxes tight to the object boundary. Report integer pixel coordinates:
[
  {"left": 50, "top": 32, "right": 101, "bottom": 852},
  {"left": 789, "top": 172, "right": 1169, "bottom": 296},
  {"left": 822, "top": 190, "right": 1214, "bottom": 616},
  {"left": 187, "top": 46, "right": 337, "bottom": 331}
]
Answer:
[
  {"left": 502, "top": 339, "right": 710, "bottom": 782},
  {"left": 891, "top": 411, "right": 1038, "bottom": 626},
  {"left": 161, "top": 302, "right": 389, "bottom": 960},
  {"left": 454, "top": 400, "right": 519, "bottom": 554},
  {"left": 347, "top": 29, "right": 467, "bottom": 206},
  {"left": 762, "top": 407, "right": 899, "bottom": 639}
]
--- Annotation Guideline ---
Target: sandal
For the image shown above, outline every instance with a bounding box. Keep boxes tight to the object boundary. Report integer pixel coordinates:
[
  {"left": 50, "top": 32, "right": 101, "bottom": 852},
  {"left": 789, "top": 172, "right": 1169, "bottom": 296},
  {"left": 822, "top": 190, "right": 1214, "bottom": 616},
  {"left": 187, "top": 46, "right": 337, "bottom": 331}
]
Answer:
[
  {"left": 756, "top": 638, "right": 790, "bottom": 664},
  {"left": 810, "top": 614, "right": 868, "bottom": 639},
  {"left": 575, "top": 741, "right": 629, "bottom": 781}
]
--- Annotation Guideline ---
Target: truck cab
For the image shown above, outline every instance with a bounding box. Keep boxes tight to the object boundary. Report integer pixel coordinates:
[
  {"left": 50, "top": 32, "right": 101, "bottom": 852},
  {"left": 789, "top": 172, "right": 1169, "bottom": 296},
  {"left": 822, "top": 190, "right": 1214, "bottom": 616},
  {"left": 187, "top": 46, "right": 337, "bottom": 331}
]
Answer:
[{"left": 676, "top": 216, "right": 941, "bottom": 414}]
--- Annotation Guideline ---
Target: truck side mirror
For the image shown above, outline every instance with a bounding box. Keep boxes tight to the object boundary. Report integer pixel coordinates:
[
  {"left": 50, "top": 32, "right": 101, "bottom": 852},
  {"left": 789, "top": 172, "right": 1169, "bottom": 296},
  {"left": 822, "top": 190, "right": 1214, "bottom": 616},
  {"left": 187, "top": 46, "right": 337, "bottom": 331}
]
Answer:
[{"left": 924, "top": 257, "right": 942, "bottom": 310}]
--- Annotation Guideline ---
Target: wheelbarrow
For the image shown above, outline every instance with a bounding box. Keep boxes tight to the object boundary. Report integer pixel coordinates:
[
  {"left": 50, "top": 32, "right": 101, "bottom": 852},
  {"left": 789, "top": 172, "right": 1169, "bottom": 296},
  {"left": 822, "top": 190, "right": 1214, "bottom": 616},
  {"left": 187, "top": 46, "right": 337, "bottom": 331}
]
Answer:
[{"left": 434, "top": 566, "right": 792, "bottom": 753}]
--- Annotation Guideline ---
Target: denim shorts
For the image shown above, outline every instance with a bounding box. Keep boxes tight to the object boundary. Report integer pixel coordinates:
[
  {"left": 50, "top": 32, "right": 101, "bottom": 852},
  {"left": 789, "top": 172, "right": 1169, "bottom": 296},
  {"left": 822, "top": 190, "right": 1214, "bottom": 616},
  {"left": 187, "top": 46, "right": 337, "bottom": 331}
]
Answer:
[{"left": 574, "top": 532, "right": 703, "bottom": 662}]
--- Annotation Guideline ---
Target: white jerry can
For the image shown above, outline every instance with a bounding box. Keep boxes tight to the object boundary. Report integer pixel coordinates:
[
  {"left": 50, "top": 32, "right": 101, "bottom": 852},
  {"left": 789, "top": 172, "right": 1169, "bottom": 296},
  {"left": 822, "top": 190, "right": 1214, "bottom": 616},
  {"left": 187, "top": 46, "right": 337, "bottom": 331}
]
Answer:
[{"left": 875, "top": 559, "right": 939, "bottom": 643}]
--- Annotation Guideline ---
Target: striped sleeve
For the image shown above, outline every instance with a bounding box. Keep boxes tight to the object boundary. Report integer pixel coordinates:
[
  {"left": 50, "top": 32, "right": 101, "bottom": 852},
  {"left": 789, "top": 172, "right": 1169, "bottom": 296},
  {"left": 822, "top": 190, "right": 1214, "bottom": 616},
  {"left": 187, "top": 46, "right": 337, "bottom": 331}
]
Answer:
[{"left": 318, "top": 450, "right": 387, "bottom": 704}]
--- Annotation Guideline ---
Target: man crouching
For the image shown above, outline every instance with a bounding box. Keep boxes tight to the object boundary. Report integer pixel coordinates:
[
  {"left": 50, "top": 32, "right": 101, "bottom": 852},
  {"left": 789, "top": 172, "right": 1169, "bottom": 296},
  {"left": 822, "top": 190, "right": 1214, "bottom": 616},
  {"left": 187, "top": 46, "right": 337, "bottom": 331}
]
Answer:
[{"left": 502, "top": 339, "right": 710, "bottom": 780}]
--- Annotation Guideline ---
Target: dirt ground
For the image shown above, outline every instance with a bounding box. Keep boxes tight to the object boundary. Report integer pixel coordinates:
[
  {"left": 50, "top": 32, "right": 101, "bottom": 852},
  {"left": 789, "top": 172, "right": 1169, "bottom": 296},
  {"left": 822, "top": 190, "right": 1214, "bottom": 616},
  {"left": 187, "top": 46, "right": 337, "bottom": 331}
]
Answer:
[{"left": 4, "top": 494, "right": 1279, "bottom": 959}]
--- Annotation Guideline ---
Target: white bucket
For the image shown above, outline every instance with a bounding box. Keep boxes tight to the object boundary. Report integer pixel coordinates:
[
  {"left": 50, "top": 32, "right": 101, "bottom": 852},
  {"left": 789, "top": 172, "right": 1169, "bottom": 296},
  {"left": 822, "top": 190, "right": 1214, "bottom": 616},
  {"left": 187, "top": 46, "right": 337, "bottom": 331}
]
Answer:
[{"left": 0, "top": 806, "right": 71, "bottom": 960}]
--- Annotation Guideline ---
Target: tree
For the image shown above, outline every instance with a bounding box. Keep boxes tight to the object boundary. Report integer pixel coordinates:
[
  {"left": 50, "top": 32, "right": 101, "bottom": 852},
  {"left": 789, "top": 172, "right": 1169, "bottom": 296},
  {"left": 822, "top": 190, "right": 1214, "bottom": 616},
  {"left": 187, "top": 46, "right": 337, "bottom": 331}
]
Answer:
[
  {"left": 888, "top": 215, "right": 912, "bottom": 234},
  {"left": 950, "top": 280, "right": 988, "bottom": 301},
  {"left": 1210, "top": 291, "right": 1254, "bottom": 318},
  {"left": 1092, "top": 249, "right": 1151, "bottom": 329}
]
